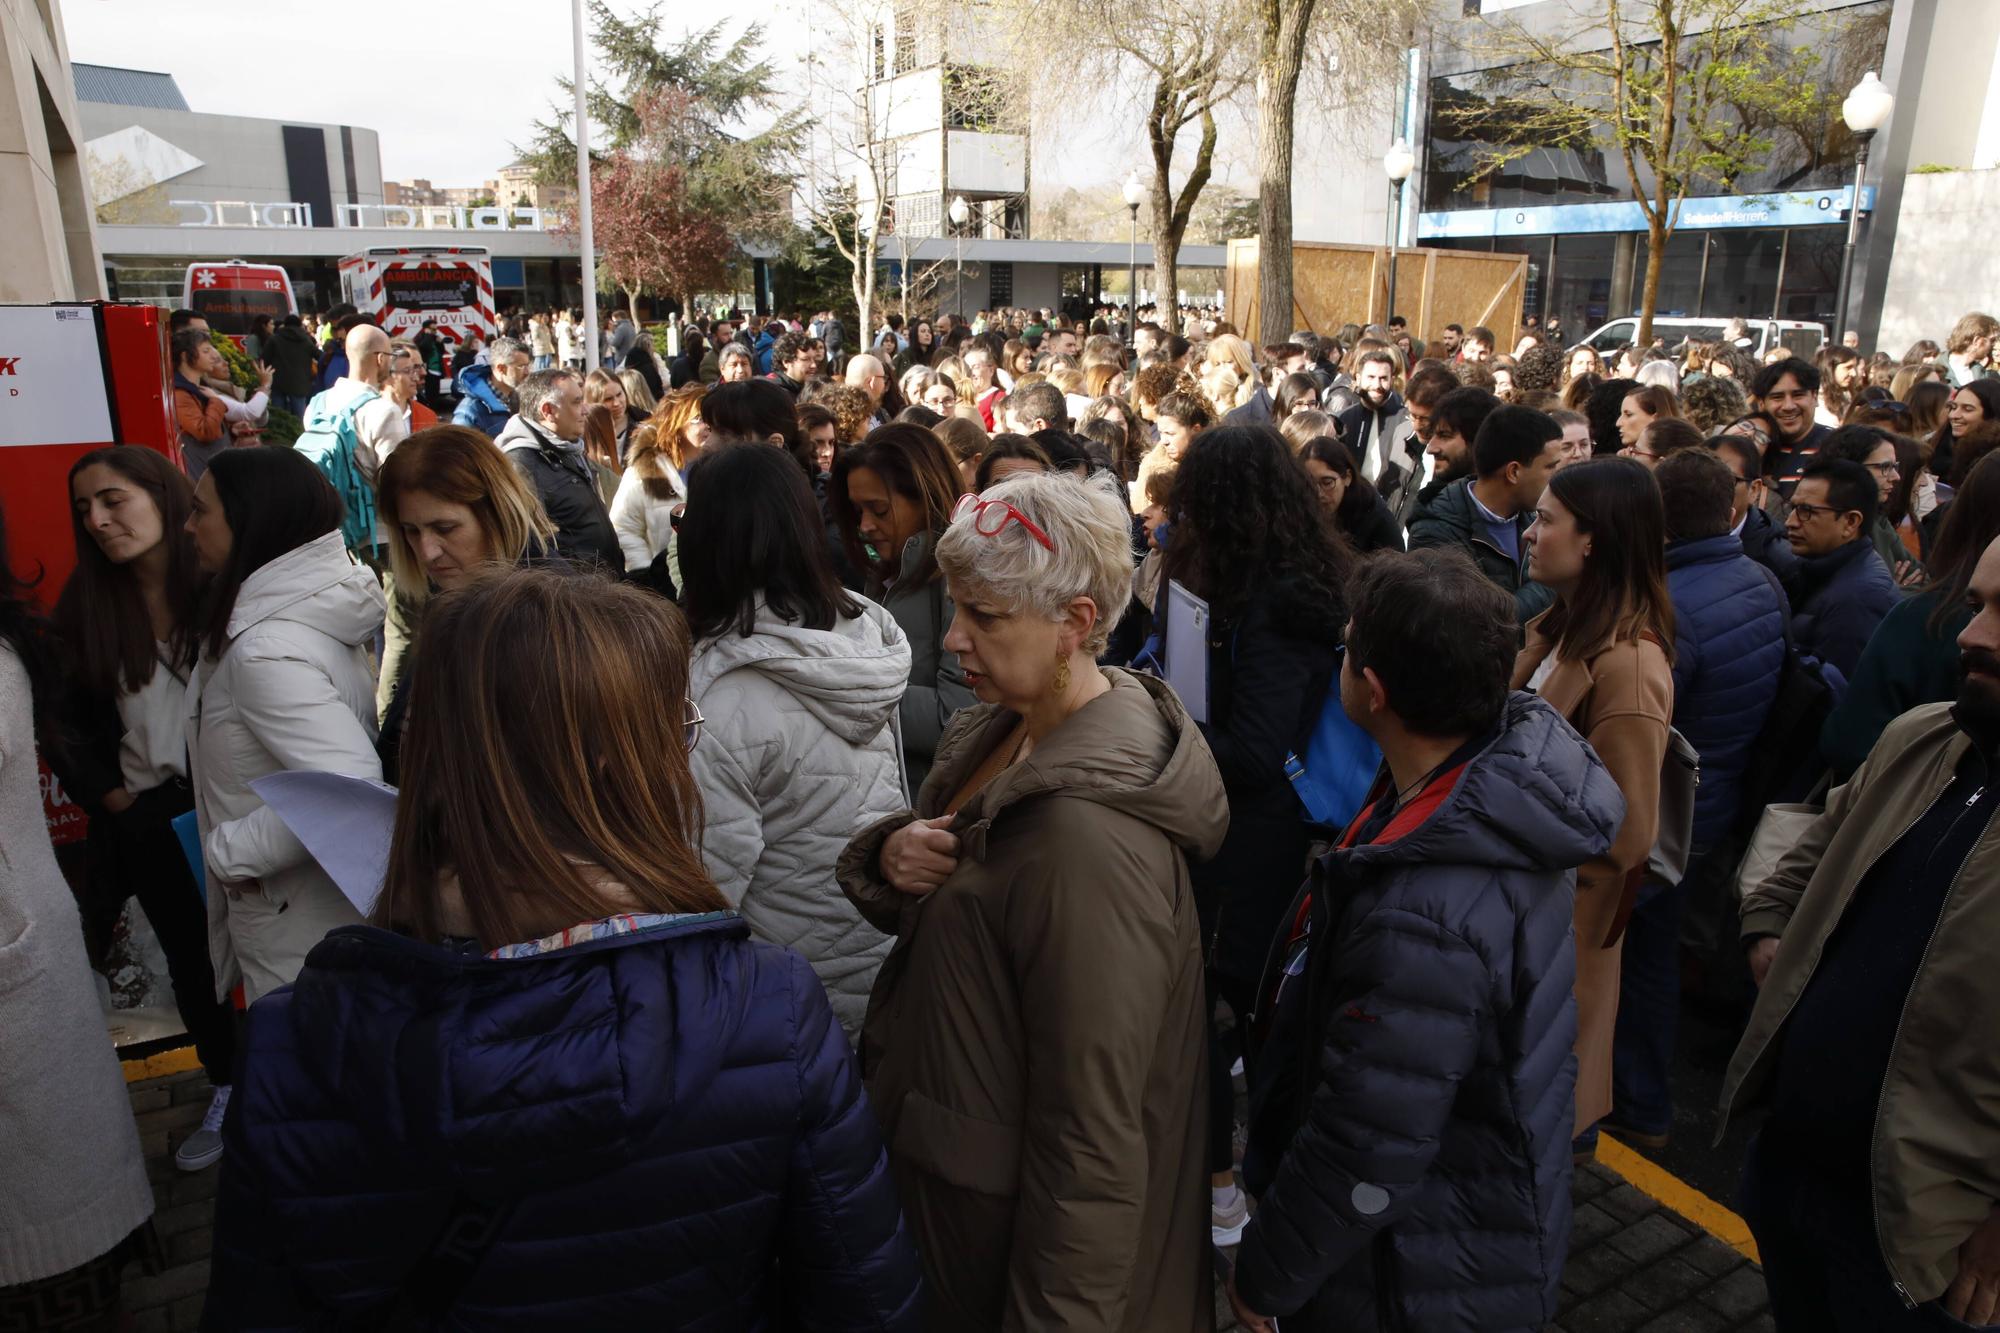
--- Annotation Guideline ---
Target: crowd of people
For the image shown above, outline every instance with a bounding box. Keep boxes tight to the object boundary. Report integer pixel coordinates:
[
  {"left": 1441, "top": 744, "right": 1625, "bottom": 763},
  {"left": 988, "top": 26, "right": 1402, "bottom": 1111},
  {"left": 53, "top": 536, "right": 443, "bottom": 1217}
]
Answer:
[{"left": 3, "top": 292, "right": 1998, "bottom": 1333}]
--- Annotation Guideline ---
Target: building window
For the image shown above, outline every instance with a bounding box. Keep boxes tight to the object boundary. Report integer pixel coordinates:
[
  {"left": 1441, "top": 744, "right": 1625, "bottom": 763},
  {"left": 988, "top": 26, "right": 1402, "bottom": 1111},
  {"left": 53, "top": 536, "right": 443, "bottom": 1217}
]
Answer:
[
  {"left": 988, "top": 262, "right": 1013, "bottom": 307},
  {"left": 1427, "top": 0, "right": 1890, "bottom": 213},
  {"left": 893, "top": 4, "right": 917, "bottom": 74},
  {"left": 873, "top": 25, "right": 886, "bottom": 80}
]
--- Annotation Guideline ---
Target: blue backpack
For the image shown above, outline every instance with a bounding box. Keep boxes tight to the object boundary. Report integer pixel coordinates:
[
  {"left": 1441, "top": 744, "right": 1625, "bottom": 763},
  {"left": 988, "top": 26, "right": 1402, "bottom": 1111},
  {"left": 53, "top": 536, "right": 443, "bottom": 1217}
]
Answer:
[
  {"left": 293, "top": 387, "right": 380, "bottom": 555},
  {"left": 1283, "top": 649, "right": 1382, "bottom": 830}
]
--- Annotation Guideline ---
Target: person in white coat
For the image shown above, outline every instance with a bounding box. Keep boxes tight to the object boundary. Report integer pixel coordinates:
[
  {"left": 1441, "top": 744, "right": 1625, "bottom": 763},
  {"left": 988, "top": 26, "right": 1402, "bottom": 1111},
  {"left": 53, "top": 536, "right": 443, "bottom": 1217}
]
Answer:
[
  {"left": 0, "top": 515, "right": 155, "bottom": 1325},
  {"left": 609, "top": 384, "right": 707, "bottom": 587},
  {"left": 680, "top": 443, "right": 909, "bottom": 1036},
  {"left": 185, "top": 448, "right": 386, "bottom": 1009}
]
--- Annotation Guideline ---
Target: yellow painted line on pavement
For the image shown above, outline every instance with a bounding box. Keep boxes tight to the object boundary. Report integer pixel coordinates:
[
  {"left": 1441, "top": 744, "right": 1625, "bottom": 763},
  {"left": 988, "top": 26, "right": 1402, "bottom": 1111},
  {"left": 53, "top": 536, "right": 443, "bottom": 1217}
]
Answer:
[
  {"left": 1597, "top": 1135, "right": 1761, "bottom": 1266},
  {"left": 122, "top": 1045, "right": 202, "bottom": 1083}
]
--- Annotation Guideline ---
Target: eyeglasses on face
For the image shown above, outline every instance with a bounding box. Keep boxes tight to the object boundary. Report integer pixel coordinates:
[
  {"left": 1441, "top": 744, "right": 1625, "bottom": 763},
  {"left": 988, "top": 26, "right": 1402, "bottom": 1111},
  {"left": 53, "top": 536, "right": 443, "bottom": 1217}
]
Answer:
[
  {"left": 1787, "top": 501, "right": 1853, "bottom": 522},
  {"left": 1865, "top": 460, "right": 1902, "bottom": 477},
  {"left": 952, "top": 494, "right": 1055, "bottom": 551}
]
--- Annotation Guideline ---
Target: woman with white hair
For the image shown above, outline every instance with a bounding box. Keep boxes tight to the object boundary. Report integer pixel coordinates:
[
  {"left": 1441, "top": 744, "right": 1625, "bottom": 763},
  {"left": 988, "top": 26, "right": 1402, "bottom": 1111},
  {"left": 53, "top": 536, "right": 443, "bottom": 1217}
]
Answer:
[{"left": 838, "top": 470, "right": 1226, "bottom": 1330}]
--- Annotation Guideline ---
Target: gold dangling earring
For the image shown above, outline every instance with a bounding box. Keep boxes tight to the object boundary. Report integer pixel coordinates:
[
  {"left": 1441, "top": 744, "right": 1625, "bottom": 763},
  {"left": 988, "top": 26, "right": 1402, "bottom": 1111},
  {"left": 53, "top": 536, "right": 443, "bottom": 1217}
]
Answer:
[{"left": 1052, "top": 651, "right": 1071, "bottom": 696}]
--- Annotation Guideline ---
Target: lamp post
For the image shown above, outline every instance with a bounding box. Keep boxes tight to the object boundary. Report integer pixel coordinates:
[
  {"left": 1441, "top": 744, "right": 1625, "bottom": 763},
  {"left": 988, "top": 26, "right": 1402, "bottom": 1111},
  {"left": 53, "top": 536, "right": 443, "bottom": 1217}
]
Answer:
[
  {"left": 949, "top": 194, "right": 970, "bottom": 324},
  {"left": 571, "top": 0, "right": 598, "bottom": 375},
  {"left": 1123, "top": 171, "right": 1145, "bottom": 346},
  {"left": 1834, "top": 71, "right": 1894, "bottom": 346},
  {"left": 1382, "top": 138, "right": 1416, "bottom": 332}
]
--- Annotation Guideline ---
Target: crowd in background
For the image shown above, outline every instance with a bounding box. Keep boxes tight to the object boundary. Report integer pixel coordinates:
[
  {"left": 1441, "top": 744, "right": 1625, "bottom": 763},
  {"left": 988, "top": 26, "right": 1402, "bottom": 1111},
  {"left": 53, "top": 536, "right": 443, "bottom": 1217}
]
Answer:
[{"left": 3, "top": 288, "right": 1999, "bottom": 1332}]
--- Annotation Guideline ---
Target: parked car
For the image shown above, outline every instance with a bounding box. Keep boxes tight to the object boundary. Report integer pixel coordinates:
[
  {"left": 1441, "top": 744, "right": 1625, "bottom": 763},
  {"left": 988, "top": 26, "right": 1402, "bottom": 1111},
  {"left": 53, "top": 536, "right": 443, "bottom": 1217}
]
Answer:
[{"left": 1578, "top": 316, "right": 1825, "bottom": 359}]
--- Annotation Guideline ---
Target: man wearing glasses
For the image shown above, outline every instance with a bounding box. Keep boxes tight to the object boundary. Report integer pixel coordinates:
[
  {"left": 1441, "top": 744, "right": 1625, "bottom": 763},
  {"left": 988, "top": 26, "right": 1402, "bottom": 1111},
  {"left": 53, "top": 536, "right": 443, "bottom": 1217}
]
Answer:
[
  {"left": 387, "top": 343, "right": 437, "bottom": 434},
  {"left": 1783, "top": 456, "right": 1898, "bottom": 679}
]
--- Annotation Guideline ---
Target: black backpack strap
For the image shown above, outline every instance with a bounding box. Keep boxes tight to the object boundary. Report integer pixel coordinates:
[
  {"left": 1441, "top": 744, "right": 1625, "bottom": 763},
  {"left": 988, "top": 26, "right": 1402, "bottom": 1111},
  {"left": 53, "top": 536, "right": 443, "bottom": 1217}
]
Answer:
[{"left": 375, "top": 1192, "right": 517, "bottom": 1332}]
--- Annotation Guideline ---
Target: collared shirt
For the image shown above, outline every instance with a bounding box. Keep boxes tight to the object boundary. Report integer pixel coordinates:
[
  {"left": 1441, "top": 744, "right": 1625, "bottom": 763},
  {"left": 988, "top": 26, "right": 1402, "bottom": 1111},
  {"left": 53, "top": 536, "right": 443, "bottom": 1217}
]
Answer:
[{"left": 1467, "top": 484, "right": 1522, "bottom": 563}]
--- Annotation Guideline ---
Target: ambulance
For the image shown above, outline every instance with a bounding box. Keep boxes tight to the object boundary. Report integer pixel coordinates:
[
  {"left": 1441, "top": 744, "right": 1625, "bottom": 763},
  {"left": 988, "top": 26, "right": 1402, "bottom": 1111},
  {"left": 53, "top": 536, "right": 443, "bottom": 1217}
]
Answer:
[
  {"left": 181, "top": 260, "right": 297, "bottom": 345},
  {"left": 338, "top": 245, "right": 497, "bottom": 346}
]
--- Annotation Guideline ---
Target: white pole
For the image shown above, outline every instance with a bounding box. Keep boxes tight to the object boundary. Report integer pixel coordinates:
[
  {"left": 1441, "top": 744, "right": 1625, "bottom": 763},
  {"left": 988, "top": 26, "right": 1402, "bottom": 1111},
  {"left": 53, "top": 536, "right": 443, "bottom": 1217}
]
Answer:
[{"left": 572, "top": 0, "right": 599, "bottom": 373}]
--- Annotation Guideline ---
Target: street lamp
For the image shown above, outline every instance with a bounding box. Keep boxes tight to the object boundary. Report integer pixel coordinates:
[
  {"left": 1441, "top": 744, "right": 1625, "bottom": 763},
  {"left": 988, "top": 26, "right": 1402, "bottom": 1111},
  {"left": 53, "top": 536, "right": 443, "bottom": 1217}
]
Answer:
[
  {"left": 949, "top": 194, "right": 970, "bottom": 323},
  {"left": 1123, "top": 171, "right": 1145, "bottom": 345},
  {"left": 1834, "top": 71, "right": 1894, "bottom": 345},
  {"left": 1383, "top": 138, "right": 1416, "bottom": 332}
]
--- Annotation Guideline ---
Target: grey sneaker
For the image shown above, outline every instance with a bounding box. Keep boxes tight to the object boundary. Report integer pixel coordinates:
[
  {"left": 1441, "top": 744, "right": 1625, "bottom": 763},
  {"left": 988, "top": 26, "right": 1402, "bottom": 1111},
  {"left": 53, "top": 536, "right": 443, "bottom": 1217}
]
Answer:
[{"left": 175, "top": 1084, "right": 231, "bottom": 1172}]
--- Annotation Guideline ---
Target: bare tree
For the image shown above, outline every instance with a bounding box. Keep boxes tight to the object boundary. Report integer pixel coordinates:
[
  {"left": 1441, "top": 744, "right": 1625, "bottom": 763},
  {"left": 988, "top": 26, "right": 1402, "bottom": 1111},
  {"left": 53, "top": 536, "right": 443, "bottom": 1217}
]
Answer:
[
  {"left": 1249, "top": 0, "right": 1429, "bottom": 342},
  {"left": 1466, "top": 0, "right": 1821, "bottom": 345},
  {"left": 987, "top": 0, "right": 1249, "bottom": 334}
]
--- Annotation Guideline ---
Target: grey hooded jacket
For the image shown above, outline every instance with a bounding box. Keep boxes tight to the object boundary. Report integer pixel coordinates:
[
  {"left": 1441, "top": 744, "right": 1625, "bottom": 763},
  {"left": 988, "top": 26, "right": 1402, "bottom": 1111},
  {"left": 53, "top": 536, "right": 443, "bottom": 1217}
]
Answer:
[{"left": 688, "top": 596, "right": 912, "bottom": 1036}]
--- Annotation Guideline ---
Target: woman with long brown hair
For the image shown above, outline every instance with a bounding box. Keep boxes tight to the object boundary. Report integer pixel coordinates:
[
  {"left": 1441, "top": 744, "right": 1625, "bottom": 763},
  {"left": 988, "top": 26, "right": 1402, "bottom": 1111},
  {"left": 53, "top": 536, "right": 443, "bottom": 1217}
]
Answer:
[
  {"left": 830, "top": 423, "right": 976, "bottom": 790},
  {"left": 203, "top": 569, "right": 924, "bottom": 1330},
  {"left": 1513, "top": 457, "right": 1675, "bottom": 1159},
  {"left": 612, "top": 385, "right": 705, "bottom": 581},
  {"left": 50, "top": 446, "right": 235, "bottom": 1170}
]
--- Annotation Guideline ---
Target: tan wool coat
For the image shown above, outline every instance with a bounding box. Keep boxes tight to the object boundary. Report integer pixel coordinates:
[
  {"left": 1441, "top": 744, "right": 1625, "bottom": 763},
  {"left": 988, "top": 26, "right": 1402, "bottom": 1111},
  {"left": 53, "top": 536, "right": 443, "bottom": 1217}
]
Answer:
[{"left": 1513, "top": 618, "right": 1673, "bottom": 1132}]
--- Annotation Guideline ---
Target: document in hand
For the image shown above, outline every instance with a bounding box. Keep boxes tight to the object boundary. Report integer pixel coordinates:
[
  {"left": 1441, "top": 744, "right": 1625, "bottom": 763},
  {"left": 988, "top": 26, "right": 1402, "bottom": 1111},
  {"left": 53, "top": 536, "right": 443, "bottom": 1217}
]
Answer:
[
  {"left": 1163, "top": 579, "right": 1211, "bottom": 724},
  {"left": 247, "top": 770, "right": 398, "bottom": 916}
]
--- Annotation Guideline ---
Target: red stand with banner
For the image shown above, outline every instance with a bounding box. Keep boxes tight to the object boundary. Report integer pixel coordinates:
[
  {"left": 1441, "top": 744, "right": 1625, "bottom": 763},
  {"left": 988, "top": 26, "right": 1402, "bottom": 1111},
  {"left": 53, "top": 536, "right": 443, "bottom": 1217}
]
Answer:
[{"left": 0, "top": 303, "right": 177, "bottom": 842}]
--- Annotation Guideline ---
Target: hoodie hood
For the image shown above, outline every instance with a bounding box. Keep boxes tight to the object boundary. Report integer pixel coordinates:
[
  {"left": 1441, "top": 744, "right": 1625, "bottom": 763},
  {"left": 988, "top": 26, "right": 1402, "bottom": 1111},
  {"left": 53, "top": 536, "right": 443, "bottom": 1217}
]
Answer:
[
  {"left": 282, "top": 913, "right": 751, "bottom": 1190},
  {"left": 941, "top": 668, "right": 1230, "bottom": 864},
  {"left": 690, "top": 597, "right": 912, "bottom": 747},
  {"left": 454, "top": 361, "right": 509, "bottom": 411},
  {"left": 226, "top": 529, "right": 385, "bottom": 648},
  {"left": 1339, "top": 691, "right": 1622, "bottom": 876}
]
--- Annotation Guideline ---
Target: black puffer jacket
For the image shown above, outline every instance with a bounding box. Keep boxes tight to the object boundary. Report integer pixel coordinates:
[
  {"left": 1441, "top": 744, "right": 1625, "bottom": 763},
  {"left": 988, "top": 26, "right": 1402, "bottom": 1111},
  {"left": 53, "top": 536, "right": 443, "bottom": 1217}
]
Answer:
[
  {"left": 494, "top": 416, "right": 622, "bottom": 574},
  {"left": 1235, "top": 693, "right": 1623, "bottom": 1331}
]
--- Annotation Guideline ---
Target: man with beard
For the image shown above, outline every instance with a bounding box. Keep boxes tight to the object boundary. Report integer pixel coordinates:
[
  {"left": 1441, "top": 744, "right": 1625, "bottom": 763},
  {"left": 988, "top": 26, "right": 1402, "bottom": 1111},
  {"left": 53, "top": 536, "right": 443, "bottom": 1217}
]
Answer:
[
  {"left": 1403, "top": 387, "right": 1500, "bottom": 535},
  {"left": 1718, "top": 532, "right": 2000, "bottom": 1331},
  {"left": 1336, "top": 350, "right": 1414, "bottom": 493},
  {"left": 1385, "top": 365, "right": 1462, "bottom": 526},
  {"left": 1752, "top": 357, "right": 1831, "bottom": 497}
]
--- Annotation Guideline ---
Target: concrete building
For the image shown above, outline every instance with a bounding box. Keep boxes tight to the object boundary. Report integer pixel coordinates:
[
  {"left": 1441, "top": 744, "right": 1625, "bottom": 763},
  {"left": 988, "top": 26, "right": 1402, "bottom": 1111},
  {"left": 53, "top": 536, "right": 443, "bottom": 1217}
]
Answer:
[
  {"left": 1377, "top": 0, "right": 2000, "bottom": 348},
  {"left": 76, "top": 66, "right": 592, "bottom": 313},
  {"left": 2, "top": 0, "right": 103, "bottom": 301},
  {"left": 496, "top": 160, "right": 574, "bottom": 216},
  {"left": 385, "top": 178, "right": 500, "bottom": 210}
]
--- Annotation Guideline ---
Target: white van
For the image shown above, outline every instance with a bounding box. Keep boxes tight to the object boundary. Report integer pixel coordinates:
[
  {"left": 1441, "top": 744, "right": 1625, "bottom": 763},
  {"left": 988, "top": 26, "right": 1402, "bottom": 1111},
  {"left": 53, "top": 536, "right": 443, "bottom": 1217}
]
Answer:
[{"left": 1578, "top": 316, "right": 1825, "bottom": 359}]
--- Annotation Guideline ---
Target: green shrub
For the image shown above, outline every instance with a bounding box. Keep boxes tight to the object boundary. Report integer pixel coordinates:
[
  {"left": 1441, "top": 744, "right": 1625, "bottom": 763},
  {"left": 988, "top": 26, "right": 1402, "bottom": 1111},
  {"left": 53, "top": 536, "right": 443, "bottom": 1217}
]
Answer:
[{"left": 263, "top": 406, "right": 304, "bottom": 448}]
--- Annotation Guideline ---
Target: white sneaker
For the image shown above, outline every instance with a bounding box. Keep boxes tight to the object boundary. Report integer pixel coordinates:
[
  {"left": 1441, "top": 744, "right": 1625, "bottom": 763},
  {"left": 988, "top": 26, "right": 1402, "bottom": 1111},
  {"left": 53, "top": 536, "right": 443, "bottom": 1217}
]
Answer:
[
  {"left": 1212, "top": 1185, "right": 1250, "bottom": 1247},
  {"left": 175, "top": 1084, "right": 231, "bottom": 1172}
]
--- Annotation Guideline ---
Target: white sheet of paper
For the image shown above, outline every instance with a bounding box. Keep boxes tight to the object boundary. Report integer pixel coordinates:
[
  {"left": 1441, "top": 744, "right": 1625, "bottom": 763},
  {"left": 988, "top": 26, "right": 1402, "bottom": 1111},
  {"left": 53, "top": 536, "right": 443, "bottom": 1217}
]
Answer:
[
  {"left": 1163, "top": 579, "right": 1211, "bottom": 724},
  {"left": 249, "top": 770, "right": 398, "bottom": 917}
]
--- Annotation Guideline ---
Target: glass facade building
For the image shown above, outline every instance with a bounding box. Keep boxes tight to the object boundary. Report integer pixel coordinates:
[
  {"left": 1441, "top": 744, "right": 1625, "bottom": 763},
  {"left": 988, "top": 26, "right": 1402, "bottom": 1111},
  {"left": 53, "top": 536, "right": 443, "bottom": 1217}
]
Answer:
[{"left": 1419, "top": 1, "right": 1890, "bottom": 340}]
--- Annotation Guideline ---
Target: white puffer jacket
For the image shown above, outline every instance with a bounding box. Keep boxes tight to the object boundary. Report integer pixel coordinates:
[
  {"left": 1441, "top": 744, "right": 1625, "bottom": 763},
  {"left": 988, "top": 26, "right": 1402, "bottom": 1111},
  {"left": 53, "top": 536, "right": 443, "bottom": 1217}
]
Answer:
[
  {"left": 186, "top": 530, "right": 385, "bottom": 1004},
  {"left": 689, "top": 596, "right": 910, "bottom": 1036}
]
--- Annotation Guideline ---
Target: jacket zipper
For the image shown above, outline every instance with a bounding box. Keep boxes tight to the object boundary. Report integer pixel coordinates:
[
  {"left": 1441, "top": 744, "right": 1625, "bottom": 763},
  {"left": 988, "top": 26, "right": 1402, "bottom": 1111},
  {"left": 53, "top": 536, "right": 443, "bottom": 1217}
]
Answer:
[
  {"left": 1372, "top": 1228, "right": 1407, "bottom": 1333},
  {"left": 1870, "top": 780, "right": 1988, "bottom": 1308}
]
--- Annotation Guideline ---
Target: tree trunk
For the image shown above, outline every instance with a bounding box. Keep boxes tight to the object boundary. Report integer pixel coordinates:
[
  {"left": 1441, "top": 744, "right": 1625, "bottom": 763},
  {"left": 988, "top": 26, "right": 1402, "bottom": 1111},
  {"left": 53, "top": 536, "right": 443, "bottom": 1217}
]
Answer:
[
  {"left": 1637, "top": 219, "right": 1666, "bottom": 349},
  {"left": 1254, "top": 0, "right": 1314, "bottom": 345},
  {"left": 625, "top": 285, "right": 641, "bottom": 324},
  {"left": 1152, "top": 187, "right": 1180, "bottom": 337}
]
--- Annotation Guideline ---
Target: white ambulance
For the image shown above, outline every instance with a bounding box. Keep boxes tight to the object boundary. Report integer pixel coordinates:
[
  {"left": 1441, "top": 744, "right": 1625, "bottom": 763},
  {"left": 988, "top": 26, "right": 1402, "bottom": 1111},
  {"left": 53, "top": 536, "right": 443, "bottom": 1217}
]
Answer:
[{"left": 338, "top": 246, "right": 497, "bottom": 347}]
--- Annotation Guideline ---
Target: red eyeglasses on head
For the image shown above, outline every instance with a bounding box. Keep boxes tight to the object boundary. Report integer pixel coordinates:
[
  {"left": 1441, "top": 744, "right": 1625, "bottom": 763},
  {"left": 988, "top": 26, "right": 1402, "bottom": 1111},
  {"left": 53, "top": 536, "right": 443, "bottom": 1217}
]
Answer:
[{"left": 953, "top": 494, "right": 1056, "bottom": 552}]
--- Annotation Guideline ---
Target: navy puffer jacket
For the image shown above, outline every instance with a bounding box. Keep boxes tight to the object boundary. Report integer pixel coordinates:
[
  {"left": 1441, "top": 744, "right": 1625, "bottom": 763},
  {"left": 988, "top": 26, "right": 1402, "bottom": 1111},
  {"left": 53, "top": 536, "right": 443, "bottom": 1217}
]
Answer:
[
  {"left": 202, "top": 914, "right": 925, "bottom": 1331},
  {"left": 1665, "top": 535, "right": 1789, "bottom": 849},
  {"left": 1234, "top": 694, "right": 1623, "bottom": 1332}
]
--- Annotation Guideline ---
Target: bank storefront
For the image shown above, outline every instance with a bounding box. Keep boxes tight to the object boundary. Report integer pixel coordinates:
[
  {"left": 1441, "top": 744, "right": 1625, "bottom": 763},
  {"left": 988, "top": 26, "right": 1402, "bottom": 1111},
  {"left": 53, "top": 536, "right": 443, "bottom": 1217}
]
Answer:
[{"left": 1420, "top": 0, "right": 1891, "bottom": 341}]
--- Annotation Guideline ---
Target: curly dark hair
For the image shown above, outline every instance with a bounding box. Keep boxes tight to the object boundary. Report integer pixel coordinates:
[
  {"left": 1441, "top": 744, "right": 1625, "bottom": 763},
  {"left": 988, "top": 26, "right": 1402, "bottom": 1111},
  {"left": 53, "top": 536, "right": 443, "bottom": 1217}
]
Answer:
[
  {"left": 1514, "top": 342, "right": 1565, "bottom": 393},
  {"left": 1163, "top": 424, "right": 1350, "bottom": 634}
]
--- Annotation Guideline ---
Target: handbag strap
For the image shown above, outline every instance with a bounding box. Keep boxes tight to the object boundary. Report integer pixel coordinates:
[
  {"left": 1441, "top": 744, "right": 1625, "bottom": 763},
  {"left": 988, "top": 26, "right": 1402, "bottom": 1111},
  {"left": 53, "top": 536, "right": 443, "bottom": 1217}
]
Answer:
[{"left": 377, "top": 1191, "right": 517, "bottom": 1331}]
